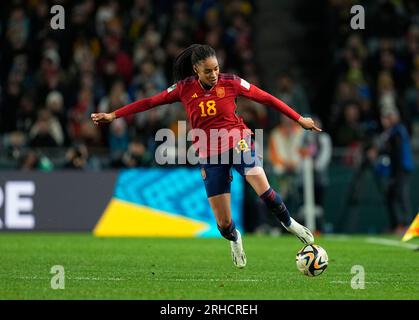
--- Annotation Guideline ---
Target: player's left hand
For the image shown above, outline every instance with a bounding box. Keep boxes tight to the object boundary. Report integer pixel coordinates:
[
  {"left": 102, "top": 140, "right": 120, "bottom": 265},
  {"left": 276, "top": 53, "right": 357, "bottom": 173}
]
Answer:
[
  {"left": 91, "top": 112, "right": 115, "bottom": 125},
  {"left": 297, "top": 116, "right": 322, "bottom": 132}
]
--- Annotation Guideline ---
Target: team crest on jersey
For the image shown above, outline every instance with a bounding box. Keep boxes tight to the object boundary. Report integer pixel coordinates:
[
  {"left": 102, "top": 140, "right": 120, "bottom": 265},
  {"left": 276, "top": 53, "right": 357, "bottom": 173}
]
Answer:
[{"left": 216, "top": 87, "right": 225, "bottom": 98}]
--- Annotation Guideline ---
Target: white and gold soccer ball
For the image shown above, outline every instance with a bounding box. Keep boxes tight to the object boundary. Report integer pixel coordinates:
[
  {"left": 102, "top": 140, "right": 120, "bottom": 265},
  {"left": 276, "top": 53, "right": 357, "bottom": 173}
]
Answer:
[{"left": 296, "top": 244, "right": 328, "bottom": 277}]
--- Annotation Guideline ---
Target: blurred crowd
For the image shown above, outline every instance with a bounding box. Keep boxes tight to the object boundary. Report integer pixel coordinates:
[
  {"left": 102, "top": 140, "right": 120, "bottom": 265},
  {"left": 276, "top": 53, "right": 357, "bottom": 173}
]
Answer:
[
  {"left": 321, "top": 0, "right": 418, "bottom": 234},
  {"left": 326, "top": 0, "right": 419, "bottom": 160},
  {"left": 0, "top": 0, "right": 257, "bottom": 170}
]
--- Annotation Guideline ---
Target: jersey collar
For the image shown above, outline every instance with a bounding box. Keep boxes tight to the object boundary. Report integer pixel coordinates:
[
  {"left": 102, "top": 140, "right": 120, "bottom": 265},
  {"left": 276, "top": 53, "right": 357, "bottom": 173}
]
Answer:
[{"left": 198, "top": 79, "right": 216, "bottom": 92}]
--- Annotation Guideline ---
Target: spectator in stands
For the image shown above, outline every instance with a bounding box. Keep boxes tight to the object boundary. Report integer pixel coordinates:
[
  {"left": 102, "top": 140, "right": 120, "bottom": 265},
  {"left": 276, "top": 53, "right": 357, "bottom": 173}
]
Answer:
[
  {"left": 377, "top": 71, "right": 398, "bottom": 116},
  {"left": 334, "top": 102, "right": 365, "bottom": 166},
  {"left": 97, "top": 34, "right": 133, "bottom": 89},
  {"left": 36, "top": 48, "right": 67, "bottom": 102},
  {"left": 92, "top": 78, "right": 128, "bottom": 144},
  {"left": 3, "top": 131, "right": 26, "bottom": 165},
  {"left": 334, "top": 102, "right": 363, "bottom": 147},
  {"left": 64, "top": 144, "right": 89, "bottom": 169},
  {"left": 132, "top": 59, "right": 167, "bottom": 92},
  {"left": 404, "top": 69, "right": 419, "bottom": 123},
  {"left": 45, "top": 91, "right": 68, "bottom": 144},
  {"left": 268, "top": 115, "right": 305, "bottom": 203},
  {"left": 16, "top": 93, "right": 36, "bottom": 134},
  {"left": 68, "top": 87, "right": 95, "bottom": 142},
  {"left": 404, "top": 68, "right": 419, "bottom": 151},
  {"left": 300, "top": 116, "right": 333, "bottom": 233},
  {"left": 273, "top": 72, "right": 311, "bottom": 126},
  {"left": 379, "top": 107, "right": 415, "bottom": 234},
  {"left": 109, "top": 118, "right": 129, "bottom": 158},
  {"left": 111, "top": 138, "right": 152, "bottom": 168},
  {"left": 330, "top": 80, "right": 359, "bottom": 127},
  {"left": 29, "top": 109, "right": 64, "bottom": 147},
  {"left": 20, "top": 150, "right": 40, "bottom": 171}
]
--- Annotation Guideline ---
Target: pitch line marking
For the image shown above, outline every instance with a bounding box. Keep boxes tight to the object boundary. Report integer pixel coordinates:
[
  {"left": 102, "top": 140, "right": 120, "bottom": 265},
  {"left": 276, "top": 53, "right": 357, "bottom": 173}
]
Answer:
[
  {"left": 9, "top": 276, "right": 260, "bottom": 282},
  {"left": 365, "top": 237, "right": 419, "bottom": 250},
  {"left": 10, "top": 275, "right": 125, "bottom": 281},
  {"left": 72, "top": 276, "right": 124, "bottom": 281},
  {"left": 153, "top": 278, "right": 261, "bottom": 282},
  {"left": 330, "top": 280, "right": 379, "bottom": 284}
]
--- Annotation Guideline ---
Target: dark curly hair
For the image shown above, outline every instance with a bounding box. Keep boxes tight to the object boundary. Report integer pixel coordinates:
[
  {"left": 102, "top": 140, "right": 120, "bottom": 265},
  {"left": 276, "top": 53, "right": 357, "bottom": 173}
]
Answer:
[{"left": 173, "top": 44, "right": 216, "bottom": 81}]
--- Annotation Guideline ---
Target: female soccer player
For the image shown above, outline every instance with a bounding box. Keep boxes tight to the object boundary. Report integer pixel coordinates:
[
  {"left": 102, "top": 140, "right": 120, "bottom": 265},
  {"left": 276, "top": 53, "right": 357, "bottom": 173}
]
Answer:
[{"left": 91, "top": 44, "right": 321, "bottom": 268}]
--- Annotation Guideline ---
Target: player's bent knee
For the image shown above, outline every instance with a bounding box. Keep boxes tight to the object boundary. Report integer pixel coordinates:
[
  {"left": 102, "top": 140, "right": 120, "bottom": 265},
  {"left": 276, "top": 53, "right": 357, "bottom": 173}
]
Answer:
[{"left": 244, "top": 166, "right": 264, "bottom": 176}]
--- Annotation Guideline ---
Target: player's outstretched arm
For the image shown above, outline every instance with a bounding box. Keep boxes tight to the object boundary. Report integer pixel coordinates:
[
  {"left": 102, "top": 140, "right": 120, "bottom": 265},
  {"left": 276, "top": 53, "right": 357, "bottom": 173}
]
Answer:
[
  {"left": 91, "top": 84, "right": 181, "bottom": 126},
  {"left": 237, "top": 78, "right": 322, "bottom": 132}
]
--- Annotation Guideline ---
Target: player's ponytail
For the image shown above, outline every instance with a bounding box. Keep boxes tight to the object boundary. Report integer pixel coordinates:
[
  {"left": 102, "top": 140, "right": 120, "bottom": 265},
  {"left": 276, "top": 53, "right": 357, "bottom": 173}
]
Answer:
[{"left": 173, "top": 44, "right": 216, "bottom": 81}]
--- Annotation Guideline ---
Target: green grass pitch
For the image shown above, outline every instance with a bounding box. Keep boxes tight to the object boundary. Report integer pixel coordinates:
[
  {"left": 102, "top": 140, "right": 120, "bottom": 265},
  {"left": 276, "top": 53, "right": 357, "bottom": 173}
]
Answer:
[{"left": 0, "top": 233, "right": 418, "bottom": 300}]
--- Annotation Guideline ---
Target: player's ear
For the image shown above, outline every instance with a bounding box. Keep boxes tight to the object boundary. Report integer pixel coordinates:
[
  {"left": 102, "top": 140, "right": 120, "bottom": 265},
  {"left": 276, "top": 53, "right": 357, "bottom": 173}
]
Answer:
[{"left": 192, "top": 65, "right": 198, "bottom": 74}]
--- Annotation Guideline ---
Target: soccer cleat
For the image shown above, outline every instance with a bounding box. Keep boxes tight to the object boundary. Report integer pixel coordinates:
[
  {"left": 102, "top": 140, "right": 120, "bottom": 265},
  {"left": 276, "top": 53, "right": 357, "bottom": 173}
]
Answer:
[
  {"left": 230, "top": 230, "right": 247, "bottom": 268},
  {"left": 282, "top": 218, "right": 314, "bottom": 245}
]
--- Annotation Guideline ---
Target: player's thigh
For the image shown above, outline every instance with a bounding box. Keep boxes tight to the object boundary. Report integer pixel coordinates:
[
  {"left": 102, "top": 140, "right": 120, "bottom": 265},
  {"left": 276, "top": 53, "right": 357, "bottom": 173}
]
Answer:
[
  {"left": 231, "top": 136, "right": 269, "bottom": 196},
  {"left": 200, "top": 162, "right": 232, "bottom": 197},
  {"left": 232, "top": 136, "right": 261, "bottom": 174}
]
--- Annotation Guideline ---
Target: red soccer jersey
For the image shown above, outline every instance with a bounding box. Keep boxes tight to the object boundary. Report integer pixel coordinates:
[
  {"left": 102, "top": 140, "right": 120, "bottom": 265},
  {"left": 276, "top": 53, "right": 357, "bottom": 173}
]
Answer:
[{"left": 114, "top": 73, "right": 302, "bottom": 157}]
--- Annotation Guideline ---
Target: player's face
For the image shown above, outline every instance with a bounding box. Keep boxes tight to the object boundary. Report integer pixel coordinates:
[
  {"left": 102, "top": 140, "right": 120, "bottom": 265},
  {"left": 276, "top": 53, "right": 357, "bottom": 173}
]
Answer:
[{"left": 194, "top": 56, "right": 219, "bottom": 87}]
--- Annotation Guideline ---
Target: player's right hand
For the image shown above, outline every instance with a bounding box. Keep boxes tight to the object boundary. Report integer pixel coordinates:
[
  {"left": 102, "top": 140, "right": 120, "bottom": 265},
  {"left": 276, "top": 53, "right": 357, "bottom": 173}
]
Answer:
[
  {"left": 91, "top": 112, "right": 115, "bottom": 125},
  {"left": 297, "top": 116, "right": 322, "bottom": 132}
]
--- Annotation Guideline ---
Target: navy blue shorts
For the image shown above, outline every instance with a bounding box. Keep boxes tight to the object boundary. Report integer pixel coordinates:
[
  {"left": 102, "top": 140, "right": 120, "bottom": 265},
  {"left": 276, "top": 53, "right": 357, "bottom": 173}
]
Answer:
[{"left": 200, "top": 136, "right": 262, "bottom": 198}]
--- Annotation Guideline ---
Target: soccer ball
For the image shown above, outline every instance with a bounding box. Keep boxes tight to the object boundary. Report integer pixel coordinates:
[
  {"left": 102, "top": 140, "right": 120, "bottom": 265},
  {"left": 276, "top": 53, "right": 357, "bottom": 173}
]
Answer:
[{"left": 295, "top": 244, "right": 328, "bottom": 277}]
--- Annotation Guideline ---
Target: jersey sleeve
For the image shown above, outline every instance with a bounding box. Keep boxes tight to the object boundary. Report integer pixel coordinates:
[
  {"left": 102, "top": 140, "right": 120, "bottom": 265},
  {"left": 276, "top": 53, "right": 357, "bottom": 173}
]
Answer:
[
  {"left": 233, "top": 76, "right": 301, "bottom": 122},
  {"left": 114, "top": 83, "right": 181, "bottom": 118}
]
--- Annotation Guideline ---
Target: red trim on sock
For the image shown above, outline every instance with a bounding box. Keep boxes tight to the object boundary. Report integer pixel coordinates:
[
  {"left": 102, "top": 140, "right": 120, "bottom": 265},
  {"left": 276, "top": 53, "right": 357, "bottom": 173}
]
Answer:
[{"left": 261, "top": 188, "right": 276, "bottom": 201}]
